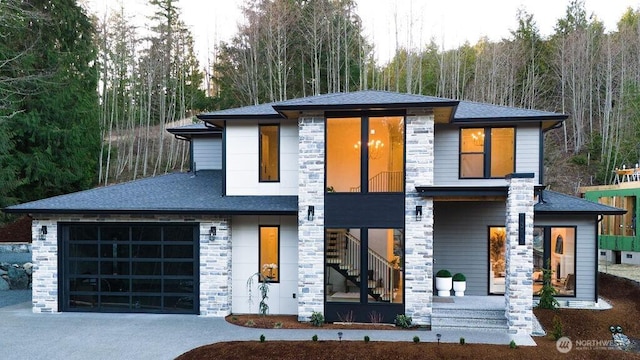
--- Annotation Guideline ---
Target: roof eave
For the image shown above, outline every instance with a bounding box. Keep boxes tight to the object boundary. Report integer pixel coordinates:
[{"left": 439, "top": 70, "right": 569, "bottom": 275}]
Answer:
[
  {"left": 4, "top": 208, "right": 299, "bottom": 216},
  {"left": 272, "top": 101, "right": 459, "bottom": 113}
]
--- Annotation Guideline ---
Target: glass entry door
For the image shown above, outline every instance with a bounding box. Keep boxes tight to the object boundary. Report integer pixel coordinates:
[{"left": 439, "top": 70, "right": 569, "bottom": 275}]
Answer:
[{"left": 325, "top": 228, "right": 403, "bottom": 323}]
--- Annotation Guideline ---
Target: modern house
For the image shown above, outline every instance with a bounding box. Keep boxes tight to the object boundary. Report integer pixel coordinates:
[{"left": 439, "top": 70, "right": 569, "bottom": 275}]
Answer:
[
  {"left": 4, "top": 91, "right": 624, "bottom": 335},
  {"left": 581, "top": 175, "right": 640, "bottom": 265}
]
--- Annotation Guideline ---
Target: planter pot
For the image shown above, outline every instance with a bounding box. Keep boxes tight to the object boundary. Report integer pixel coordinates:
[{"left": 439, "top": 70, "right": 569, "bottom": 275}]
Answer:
[
  {"left": 453, "top": 281, "right": 466, "bottom": 296},
  {"left": 435, "top": 277, "right": 452, "bottom": 297}
]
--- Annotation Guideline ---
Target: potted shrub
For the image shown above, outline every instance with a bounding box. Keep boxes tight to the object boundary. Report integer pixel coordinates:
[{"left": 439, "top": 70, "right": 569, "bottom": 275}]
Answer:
[
  {"left": 435, "top": 269, "right": 452, "bottom": 296},
  {"left": 452, "top": 273, "right": 466, "bottom": 296}
]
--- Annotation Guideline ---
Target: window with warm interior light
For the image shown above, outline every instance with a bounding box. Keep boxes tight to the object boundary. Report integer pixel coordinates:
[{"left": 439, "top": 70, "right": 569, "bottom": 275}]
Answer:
[
  {"left": 489, "top": 226, "right": 575, "bottom": 296},
  {"left": 326, "top": 116, "right": 404, "bottom": 192},
  {"left": 259, "top": 226, "right": 279, "bottom": 282},
  {"left": 460, "top": 127, "right": 514, "bottom": 179},
  {"left": 259, "top": 125, "right": 279, "bottom": 182}
]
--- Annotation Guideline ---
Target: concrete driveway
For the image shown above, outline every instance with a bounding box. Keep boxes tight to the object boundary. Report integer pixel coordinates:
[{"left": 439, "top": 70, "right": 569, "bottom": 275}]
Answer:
[{"left": 0, "top": 297, "right": 533, "bottom": 360}]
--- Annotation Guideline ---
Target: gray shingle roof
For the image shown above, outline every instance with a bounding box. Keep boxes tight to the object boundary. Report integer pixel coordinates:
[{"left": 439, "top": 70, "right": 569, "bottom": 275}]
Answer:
[
  {"left": 3, "top": 171, "right": 297, "bottom": 215},
  {"left": 197, "top": 90, "right": 566, "bottom": 123},
  {"left": 166, "top": 123, "right": 222, "bottom": 136},
  {"left": 535, "top": 190, "right": 625, "bottom": 215},
  {"left": 455, "top": 101, "right": 566, "bottom": 121}
]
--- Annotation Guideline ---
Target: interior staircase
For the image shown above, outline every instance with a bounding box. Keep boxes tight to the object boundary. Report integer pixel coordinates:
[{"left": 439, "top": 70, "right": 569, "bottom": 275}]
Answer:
[{"left": 325, "top": 231, "right": 396, "bottom": 302}]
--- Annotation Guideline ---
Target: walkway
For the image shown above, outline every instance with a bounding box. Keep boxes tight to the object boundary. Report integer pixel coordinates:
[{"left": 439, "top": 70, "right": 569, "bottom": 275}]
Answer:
[{"left": 0, "top": 295, "right": 534, "bottom": 360}]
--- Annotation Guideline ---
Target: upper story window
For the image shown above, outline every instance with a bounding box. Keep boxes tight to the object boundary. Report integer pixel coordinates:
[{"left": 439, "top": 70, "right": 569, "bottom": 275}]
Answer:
[
  {"left": 326, "top": 116, "right": 404, "bottom": 193},
  {"left": 259, "top": 124, "right": 280, "bottom": 182},
  {"left": 460, "top": 127, "right": 514, "bottom": 179}
]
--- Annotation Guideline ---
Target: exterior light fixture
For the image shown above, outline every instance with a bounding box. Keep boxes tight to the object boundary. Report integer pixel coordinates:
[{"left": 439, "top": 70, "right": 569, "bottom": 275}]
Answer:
[
  {"left": 338, "top": 331, "right": 343, "bottom": 341},
  {"left": 307, "top": 205, "right": 315, "bottom": 221},
  {"left": 39, "top": 226, "right": 47, "bottom": 241},
  {"left": 416, "top": 205, "right": 423, "bottom": 221},
  {"left": 436, "top": 333, "right": 441, "bottom": 344},
  {"left": 209, "top": 226, "right": 216, "bottom": 241}
]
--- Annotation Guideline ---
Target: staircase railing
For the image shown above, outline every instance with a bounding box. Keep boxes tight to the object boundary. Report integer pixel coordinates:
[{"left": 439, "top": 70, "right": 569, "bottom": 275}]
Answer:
[
  {"left": 335, "top": 232, "right": 396, "bottom": 302},
  {"left": 350, "top": 171, "right": 403, "bottom": 192}
]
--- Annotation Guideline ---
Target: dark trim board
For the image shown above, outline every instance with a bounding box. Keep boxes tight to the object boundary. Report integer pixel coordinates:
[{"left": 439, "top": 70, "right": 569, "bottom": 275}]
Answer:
[
  {"left": 325, "top": 194, "right": 405, "bottom": 228},
  {"left": 416, "top": 186, "right": 508, "bottom": 197}
]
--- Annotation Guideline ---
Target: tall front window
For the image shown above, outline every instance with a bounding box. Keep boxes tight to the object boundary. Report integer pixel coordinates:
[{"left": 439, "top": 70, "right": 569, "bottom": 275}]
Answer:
[
  {"left": 326, "top": 116, "right": 404, "bottom": 192},
  {"left": 460, "top": 127, "right": 514, "bottom": 178},
  {"left": 489, "top": 226, "right": 575, "bottom": 296},
  {"left": 259, "top": 125, "right": 279, "bottom": 182},
  {"left": 259, "top": 226, "right": 279, "bottom": 282}
]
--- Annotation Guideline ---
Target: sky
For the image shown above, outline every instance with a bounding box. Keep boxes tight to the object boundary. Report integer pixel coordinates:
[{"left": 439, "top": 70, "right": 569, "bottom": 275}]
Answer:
[{"left": 85, "top": 0, "right": 640, "bottom": 65}]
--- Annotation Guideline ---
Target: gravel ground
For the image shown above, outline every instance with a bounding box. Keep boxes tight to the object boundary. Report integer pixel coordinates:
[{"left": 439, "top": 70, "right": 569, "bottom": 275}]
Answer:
[{"left": 599, "top": 261, "right": 640, "bottom": 283}]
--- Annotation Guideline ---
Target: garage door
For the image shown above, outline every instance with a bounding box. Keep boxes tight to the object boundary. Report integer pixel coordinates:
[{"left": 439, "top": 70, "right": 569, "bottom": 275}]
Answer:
[{"left": 61, "top": 223, "right": 198, "bottom": 314}]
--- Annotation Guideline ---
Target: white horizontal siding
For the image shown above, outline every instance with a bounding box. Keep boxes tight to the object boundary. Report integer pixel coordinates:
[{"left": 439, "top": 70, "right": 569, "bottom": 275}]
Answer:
[
  {"left": 231, "top": 215, "right": 299, "bottom": 315},
  {"left": 225, "top": 121, "right": 299, "bottom": 195},
  {"left": 193, "top": 137, "right": 222, "bottom": 170},
  {"left": 433, "top": 124, "right": 541, "bottom": 186}
]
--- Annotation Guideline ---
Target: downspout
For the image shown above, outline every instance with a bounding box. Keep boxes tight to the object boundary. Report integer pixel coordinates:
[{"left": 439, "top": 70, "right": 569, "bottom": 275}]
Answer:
[{"left": 595, "top": 215, "right": 604, "bottom": 303}]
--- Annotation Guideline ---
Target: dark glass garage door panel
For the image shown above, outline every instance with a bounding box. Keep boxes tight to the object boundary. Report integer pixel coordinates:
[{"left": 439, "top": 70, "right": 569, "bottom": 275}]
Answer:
[
  {"left": 63, "top": 223, "right": 198, "bottom": 314},
  {"left": 132, "top": 226, "right": 161, "bottom": 242}
]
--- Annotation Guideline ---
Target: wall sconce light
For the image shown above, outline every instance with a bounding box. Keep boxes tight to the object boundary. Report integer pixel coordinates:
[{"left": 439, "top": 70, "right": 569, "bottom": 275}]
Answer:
[
  {"left": 415, "top": 205, "right": 423, "bottom": 221},
  {"left": 307, "top": 205, "right": 315, "bottom": 221},
  {"left": 39, "top": 225, "right": 47, "bottom": 241},
  {"left": 209, "top": 226, "right": 216, "bottom": 241}
]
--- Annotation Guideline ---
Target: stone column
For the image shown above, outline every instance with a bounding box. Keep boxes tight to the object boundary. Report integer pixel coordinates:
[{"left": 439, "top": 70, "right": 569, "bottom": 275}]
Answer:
[
  {"left": 297, "top": 113, "right": 325, "bottom": 321},
  {"left": 31, "top": 218, "right": 59, "bottom": 313},
  {"left": 404, "top": 109, "right": 435, "bottom": 325},
  {"left": 199, "top": 217, "right": 232, "bottom": 316},
  {"left": 504, "top": 174, "right": 535, "bottom": 335}
]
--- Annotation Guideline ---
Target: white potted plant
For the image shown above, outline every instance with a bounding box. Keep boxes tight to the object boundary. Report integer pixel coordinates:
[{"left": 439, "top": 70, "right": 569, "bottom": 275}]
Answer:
[
  {"left": 452, "top": 273, "right": 466, "bottom": 296},
  {"left": 435, "top": 269, "right": 452, "bottom": 296}
]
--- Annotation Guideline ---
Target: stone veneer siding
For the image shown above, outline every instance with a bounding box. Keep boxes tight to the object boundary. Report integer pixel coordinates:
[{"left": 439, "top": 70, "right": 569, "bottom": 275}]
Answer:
[
  {"left": 404, "top": 110, "right": 435, "bottom": 325},
  {"left": 297, "top": 113, "right": 325, "bottom": 321},
  {"left": 504, "top": 175, "right": 535, "bottom": 335},
  {"left": 30, "top": 215, "right": 231, "bottom": 315}
]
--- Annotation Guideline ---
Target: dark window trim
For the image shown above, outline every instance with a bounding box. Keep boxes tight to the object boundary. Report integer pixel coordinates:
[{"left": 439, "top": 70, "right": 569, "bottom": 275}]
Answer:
[
  {"left": 325, "top": 114, "right": 406, "bottom": 194},
  {"left": 258, "top": 124, "right": 280, "bottom": 183},
  {"left": 323, "top": 227, "right": 405, "bottom": 306},
  {"left": 486, "top": 225, "right": 577, "bottom": 298},
  {"left": 459, "top": 126, "right": 516, "bottom": 179},
  {"left": 535, "top": 225, "right": 577, "bottom": 298},
  {"left": 258, "top": 225, "right": 280, "bottom": 283}
]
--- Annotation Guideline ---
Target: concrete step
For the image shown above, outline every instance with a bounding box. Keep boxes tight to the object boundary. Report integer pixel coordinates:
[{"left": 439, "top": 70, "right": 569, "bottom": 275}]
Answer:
[{"left": 431, "top": 309, "right": 507, "bottom": 329}]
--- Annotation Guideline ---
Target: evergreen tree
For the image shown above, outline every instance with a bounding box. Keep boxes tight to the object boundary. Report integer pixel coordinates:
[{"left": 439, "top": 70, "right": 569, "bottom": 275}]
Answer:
[{"left": 9, "top": 0, "right": 101, "bottom": 202}]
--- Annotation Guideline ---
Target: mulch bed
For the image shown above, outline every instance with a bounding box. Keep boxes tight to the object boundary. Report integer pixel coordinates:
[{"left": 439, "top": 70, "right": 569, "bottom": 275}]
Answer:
[
  {"left": 178, "top": 273, "right": 640, "bottom": 360},
  {"left": 0, "top": 216, "right": 32, "bottom": 243}
]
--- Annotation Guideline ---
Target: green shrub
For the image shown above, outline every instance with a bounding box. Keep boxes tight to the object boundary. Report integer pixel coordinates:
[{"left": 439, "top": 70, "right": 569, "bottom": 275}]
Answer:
[
  {"left": 413, "top": 336, "right": 420, "bottom": 343},
  {"left": 274, "top": 322, "right": 283, "bottom": 329},
  {"left": 509, "top": 340, "right": 517, "bottom": 349},
  {"left": 245, "top": 320, "right": 255, "bottom": 327},
  {"left": 459, "top": 337, "right": 465, "bottom": 345},
  {"left": 310, "top": 311, "right": 324, "bottom": 327},
  {"left": 364, "top": 335, "right": 370, "bottom": 343},
  {"left": 394, "top": 314, "right": 413, "bottom": 328},
  {"left": 537, "top": 259, "right": 559, "bottom": 310},
  {"left": 259, "top": 334, "right": 265, "bottom": 343},
  {"left": 551, "top": 315, "right": 564, "bottom": 340},
  {"left": 312, "top": 334, "right": 318, "bottom": 342},
  {"left": 436, "top": 269, "right": 452, "bottom": 277},
  {"left": 453, "top": 273, "right": 466, "bottom": 281}
]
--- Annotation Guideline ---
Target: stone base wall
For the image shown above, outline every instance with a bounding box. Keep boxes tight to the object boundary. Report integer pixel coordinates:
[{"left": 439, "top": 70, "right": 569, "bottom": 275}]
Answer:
[
  {"left": 404, "top": 110, "right": 435, "bottom": 325},
  {"left": 504, "top": 175, "right": 535, "bottom": 335},
  {"left": 297, "top": 114, "right": 325, "bottom": 321},
  {"left": 199, "top": 218, "right": 232, "bottom": 317}
]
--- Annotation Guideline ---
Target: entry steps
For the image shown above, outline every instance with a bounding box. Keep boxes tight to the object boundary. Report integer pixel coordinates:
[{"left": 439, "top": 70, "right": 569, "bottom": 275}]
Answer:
[{"left": 431, "top": 308, "right": 508, "bottom": 330}]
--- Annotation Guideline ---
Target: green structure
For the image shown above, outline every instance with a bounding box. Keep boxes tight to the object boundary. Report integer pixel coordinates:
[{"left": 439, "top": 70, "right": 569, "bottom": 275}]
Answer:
[{"left": 582, "top": 183, "right": 640, "bottom": 264}]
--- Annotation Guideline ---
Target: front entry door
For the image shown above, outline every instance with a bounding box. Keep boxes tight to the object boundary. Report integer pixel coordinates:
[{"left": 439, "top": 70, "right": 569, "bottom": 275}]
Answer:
[{"left": 325, "top": 228, "right": 404, "bottom": 323}]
